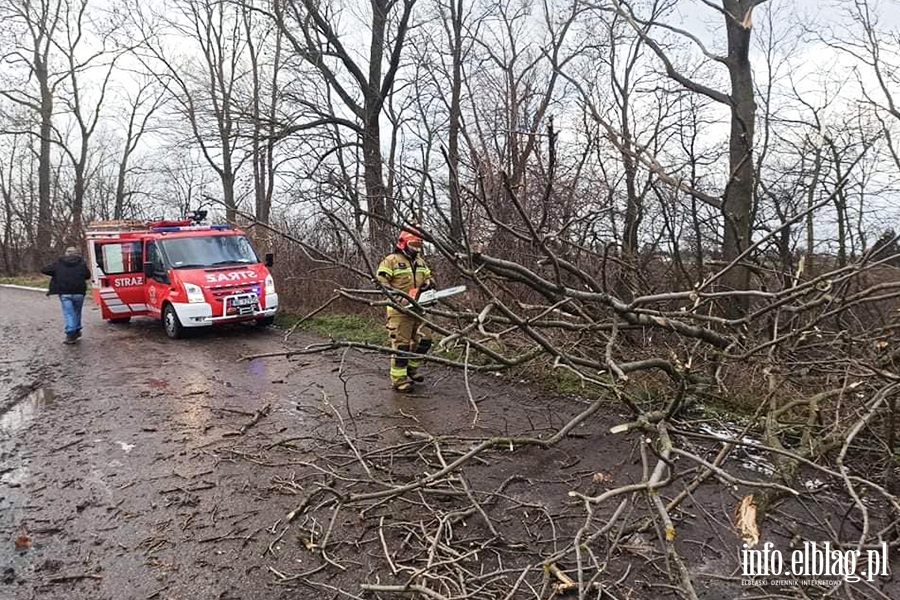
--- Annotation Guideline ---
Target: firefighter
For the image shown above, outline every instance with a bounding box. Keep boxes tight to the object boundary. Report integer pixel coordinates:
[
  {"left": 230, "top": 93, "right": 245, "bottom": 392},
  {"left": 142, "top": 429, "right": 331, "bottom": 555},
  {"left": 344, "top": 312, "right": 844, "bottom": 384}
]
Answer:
[{"left": 376, "top": 228, "right": 435, "bottom": 392}]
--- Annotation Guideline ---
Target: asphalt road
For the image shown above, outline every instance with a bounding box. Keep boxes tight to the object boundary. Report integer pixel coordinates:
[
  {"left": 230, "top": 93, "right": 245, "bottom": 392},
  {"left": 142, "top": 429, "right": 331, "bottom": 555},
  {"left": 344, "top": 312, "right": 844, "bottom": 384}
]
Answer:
[
  {"left": 0, "top": 286, "right": 601, "bottom": 600},
  {"left": 0, "top": 287, "right": 444, "bottom": 598},
  {"left": 8, "top": 286, "right": 890, "bottom": 600}
]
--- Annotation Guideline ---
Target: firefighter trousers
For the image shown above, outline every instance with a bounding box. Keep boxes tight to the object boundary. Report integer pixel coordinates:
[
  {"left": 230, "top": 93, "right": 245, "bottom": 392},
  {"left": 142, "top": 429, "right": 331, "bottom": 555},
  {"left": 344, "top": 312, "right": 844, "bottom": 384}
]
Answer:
[{"left": 386, "top": 313, "right": 433, "bottom": 386}]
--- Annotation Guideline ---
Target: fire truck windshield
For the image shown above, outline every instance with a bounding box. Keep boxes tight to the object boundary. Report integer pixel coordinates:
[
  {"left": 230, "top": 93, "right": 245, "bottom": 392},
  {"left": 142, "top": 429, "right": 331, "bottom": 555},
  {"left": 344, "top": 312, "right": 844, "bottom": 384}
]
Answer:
[{"left": 160, "top": 235, "right": 259, "bottom": 269}]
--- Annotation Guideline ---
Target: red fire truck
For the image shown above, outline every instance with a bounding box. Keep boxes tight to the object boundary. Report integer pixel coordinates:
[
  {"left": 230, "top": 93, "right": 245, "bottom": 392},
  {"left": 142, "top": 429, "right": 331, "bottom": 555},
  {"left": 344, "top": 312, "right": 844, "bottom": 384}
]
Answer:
[{"left": 85, "top": 212, "right": 278, "bottom": 338}]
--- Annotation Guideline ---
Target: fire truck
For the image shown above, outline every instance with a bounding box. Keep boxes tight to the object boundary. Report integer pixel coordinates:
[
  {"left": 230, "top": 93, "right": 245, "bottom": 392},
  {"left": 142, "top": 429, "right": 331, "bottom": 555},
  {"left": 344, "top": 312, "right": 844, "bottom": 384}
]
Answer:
[{"left": 85, "top": 211, "right": 278, "bottom": 339}]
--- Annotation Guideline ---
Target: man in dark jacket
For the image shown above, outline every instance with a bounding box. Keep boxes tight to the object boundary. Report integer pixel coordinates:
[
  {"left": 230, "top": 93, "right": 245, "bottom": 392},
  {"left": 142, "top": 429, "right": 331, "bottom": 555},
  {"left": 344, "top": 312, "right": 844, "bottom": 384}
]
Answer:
[{"left": 42, "top": 246, "right": 91, "bottom": 344}]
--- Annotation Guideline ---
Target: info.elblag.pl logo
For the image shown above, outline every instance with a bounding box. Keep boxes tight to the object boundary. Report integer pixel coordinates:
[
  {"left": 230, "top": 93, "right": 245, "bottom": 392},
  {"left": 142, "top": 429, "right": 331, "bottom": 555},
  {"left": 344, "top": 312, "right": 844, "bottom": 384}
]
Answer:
[{"left": 741, "top": 541, "right": 890, "bottom": 583}]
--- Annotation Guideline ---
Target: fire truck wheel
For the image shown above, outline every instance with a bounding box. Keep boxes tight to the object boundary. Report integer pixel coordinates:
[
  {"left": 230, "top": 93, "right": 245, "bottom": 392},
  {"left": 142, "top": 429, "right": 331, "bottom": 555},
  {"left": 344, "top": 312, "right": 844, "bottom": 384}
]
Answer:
[
  {"left": 163, "top": 304, "right": 184, "bottom": 339},
  {"left": 109, "top": 317, "right": 131, "bottom": 324},
  {"left": 255, "top": 316, "right": 275, "bottom": 328}
]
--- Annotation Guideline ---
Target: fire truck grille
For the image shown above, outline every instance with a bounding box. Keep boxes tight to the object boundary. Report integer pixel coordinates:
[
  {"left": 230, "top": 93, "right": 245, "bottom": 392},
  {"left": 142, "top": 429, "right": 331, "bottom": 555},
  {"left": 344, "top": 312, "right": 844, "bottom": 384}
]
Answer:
[{"left": 210, "top": 283, "right": 259, "bottom": 300}]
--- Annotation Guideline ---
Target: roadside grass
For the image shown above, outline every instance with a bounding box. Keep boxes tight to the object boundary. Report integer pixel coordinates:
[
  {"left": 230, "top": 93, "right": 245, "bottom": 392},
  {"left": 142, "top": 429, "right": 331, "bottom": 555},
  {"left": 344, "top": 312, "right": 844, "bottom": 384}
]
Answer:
[
  {"left": 275, "top": 312, "right": 389, "bottom": 346},
  {"left": 274, "top": 311, "right": 606, "bottom": 402},
  {"left": 274, "top": 310, "right": 762, "bottom": 422},
  {"left": 0, "top": 274, "right": 49, "bottom": 289}
]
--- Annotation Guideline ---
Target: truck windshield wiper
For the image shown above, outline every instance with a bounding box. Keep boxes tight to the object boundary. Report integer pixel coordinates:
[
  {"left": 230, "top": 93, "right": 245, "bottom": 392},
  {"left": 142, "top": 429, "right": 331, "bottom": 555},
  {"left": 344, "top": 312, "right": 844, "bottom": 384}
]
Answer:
[
  {"left": 173, "top": 263, "right": 207, "bottom": 269},
  {"left": 210, "top": 259, "right": 251, "bottom": 266}
]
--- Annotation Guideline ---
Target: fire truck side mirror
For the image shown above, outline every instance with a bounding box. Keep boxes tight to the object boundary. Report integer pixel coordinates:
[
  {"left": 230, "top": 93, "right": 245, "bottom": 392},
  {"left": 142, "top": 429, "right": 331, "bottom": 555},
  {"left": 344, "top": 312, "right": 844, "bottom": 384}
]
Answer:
[
  {"left": 264, "top": 253, "right": 274, "bottom": 268},
  {"left": 143, "top": 261, "right": 154, "bottom": 278}
]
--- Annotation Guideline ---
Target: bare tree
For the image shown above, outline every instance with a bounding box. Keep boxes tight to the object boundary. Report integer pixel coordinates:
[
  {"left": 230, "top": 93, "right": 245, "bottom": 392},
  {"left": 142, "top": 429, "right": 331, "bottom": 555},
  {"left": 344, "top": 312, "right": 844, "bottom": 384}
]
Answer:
[
  {"left": 55, "top": 0, "right": 124, "bottom": 241},
  {"left": 270, "top": 0, "right": 418, "bottom": 246},
  {"left": 614, "top": 0, "right": 769, "bottom": 314},
  {"left": 133, "top": 0, "right": 251, "bottom": 221},
  {"left": 0, "top": 132, "right": 27, "bottom": 272},
  {"left": 113, "top": 78, "right": 166, "bottom": 219},
  {"left": 240, "top": 3, "right": 282, "bottom": 227},
  {"left": 0, "top": 0, "right": 65, "bottom": 266},
  {"left": 443, "top": 0, "right": 466, "bottom": 244}
]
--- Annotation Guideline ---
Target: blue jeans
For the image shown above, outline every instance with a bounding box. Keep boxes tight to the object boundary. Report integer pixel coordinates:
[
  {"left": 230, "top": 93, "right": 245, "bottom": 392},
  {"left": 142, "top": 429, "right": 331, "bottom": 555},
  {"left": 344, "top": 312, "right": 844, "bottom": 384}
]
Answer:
[{"left": 59, "top": 294, "right": 85, "bottom": 335}]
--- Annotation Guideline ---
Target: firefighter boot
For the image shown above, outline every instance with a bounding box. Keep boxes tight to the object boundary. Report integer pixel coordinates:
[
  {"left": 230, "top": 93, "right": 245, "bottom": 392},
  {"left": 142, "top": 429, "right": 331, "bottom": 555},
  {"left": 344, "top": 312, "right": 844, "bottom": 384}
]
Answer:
[
  {"left": 391, "top": 344, "right": 413, "bottom": 392},
  {"left": 407, "top": 339, "right": 432, "bottom": 383}
]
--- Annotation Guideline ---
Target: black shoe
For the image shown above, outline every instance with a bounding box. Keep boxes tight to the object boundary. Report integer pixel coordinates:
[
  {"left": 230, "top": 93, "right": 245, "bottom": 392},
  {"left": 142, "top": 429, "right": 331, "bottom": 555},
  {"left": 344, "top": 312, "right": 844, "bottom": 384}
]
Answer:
[
  {"left": 74, "top": 329, "right": 82, "bottom": 339},
  {"left": 408, "top": 372, "right": 424, "bottom": 383},
  {"left": 63, "top": 335, "right": 77, "bottom": 345}
]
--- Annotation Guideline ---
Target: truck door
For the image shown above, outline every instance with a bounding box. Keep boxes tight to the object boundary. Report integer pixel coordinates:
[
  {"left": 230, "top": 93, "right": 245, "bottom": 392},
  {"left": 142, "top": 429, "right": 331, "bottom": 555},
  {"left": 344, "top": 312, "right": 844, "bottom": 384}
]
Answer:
[
  {"left": 92, "top": 240, "right": 148, "bottom": 318},
  {"left": 144, "top": 241, "right": 169, "bottom": 316}
]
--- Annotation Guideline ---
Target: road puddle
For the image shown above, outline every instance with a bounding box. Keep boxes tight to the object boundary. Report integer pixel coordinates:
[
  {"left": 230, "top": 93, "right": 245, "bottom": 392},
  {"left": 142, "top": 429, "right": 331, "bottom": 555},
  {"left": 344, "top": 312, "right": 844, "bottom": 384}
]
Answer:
[
  {"left": 0, "top": 388, "right": 51, "bottom": 488},
  {"left": 1, "top": 387, "right": 54, "bottom": 434}
]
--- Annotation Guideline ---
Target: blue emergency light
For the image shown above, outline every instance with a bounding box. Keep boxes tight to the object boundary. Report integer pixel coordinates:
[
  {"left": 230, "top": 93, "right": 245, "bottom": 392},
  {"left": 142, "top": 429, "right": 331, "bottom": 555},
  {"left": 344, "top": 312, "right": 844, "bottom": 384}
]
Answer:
[{"left": 150, "top": 224, "right": 232, "bottom": 233}]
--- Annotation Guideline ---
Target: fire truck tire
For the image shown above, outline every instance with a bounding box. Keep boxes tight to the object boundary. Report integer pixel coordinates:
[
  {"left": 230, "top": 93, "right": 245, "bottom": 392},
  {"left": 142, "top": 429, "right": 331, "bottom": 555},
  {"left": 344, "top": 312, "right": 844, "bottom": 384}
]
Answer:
[
  {"left": 255, "top": 316, "right": 275, "bottom": 328},
  {"left": 163, "top": 304, "right": 184, "bottom": 339},
  {"left": 109, "top": 317, "right": 131, "bottom": 324}
]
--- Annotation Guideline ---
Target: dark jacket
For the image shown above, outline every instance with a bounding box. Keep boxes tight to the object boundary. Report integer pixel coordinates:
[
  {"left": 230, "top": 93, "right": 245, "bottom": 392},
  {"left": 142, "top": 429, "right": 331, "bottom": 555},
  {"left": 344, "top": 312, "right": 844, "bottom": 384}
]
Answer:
[{"left": 41, "top": 255, "right": 91, "bottom": 296}]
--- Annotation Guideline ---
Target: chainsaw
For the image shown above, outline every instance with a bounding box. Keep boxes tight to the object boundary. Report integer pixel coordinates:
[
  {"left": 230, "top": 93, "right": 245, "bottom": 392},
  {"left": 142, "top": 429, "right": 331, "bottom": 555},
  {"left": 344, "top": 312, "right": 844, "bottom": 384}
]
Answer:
[{"left": 413, "top": 285, "right": 467, "bottom": 306}]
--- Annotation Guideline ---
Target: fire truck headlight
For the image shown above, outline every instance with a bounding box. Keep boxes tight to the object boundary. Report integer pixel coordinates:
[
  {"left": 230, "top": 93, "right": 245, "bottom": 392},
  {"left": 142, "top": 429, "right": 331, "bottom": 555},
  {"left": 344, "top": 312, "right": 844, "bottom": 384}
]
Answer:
[
  {"left": 184, "top": 283, "right": 205, "bottom": 303},
  {"left": 264, "top": 274, "right": 275, "bottom": 296}
]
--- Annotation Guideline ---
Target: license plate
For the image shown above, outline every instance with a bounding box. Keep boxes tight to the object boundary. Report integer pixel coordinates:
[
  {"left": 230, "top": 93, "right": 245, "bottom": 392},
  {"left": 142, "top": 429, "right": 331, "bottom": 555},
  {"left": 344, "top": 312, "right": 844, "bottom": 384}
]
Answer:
[{"left": 228, "top": 294, "right": 257, "bottom": 307}]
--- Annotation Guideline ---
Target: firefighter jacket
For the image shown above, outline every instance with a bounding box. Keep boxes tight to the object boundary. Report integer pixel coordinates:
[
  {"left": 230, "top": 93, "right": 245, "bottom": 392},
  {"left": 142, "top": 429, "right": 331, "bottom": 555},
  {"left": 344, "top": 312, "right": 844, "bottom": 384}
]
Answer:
[{"left": 376, "top": 252, "right": 434, "bottom": 316}]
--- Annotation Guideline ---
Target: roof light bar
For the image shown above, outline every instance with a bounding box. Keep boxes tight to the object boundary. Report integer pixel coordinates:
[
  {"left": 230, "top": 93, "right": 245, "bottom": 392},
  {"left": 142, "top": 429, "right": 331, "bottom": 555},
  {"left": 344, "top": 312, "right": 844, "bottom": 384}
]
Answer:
[{"left": 149, "top": 224, "right": 233, "bottom": 233}]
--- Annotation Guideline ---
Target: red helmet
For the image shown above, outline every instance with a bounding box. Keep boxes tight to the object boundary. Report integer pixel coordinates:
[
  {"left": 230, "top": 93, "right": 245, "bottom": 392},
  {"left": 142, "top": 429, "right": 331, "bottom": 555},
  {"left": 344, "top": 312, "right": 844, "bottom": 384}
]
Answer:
[{"left": 397, "top": 228, "right": 423, "bottom": 253}]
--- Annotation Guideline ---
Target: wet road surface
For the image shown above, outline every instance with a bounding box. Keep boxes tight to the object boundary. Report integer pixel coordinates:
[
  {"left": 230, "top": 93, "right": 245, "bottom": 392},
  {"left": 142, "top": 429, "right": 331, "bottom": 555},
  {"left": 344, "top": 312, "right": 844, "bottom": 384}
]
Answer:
[
  {"left": 0, "top": 286, "right": 610, "bottom": 599},
  {"left": 8, "top": 287, "right": 895, "bottom": 600}
]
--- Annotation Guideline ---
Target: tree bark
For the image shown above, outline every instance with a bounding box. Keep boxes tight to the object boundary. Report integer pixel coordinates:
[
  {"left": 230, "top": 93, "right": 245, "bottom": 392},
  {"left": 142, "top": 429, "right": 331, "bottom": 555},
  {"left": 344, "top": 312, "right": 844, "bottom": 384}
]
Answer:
[
  {"left": 363, "top": 0, "right": 391, "bottom": 246},
  {"left": 36, "top": 57, "right": 53, "bottom": 268},
  {"left": 447, "top": 0, "right": 464, "bottom": 245},
  {"left": 720, "top": 0, "right": 758, "bottom": 313}
]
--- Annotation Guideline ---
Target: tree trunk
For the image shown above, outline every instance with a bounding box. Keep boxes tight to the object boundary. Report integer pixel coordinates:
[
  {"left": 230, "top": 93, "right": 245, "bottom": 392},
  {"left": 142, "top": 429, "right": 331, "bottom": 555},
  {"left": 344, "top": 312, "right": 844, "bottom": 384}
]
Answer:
[
  {"left": 447, "top": 0, "right": 464, "bottom": 245},
  {"left": 245, "top": 6, "right": 270, "bottom": 228},
  {"left": 621, "top": 127, "right": 640, "bottom": 255},
  {"left": 721, "top": 0, "right": 758, "bottom": 314},
  {"left": 222, "top": 168, "right": 236, "bottom": 223},
  {"left": 363, "top": 0, "right": 390, "bottom": 246},
  {"left": 72, "top": 163, "right": 85, "bottom": 244},
  {"left": 618, "top": 69, "right": 640, "bottom": 256},
  {"left": 362, "top": 120, "right": 389, "bottom": 245},
  {"left": 35, "top": 60, "right": 54, "bottom": 269},
  {"left": 835, "top": 196, "right": 848, "bottom": 268},
  {"left": 827, "top": 139, "right": 849, "bottom": 268},
  {"left": 805, "top": 142, "right": 823, "bottom": 277},
  {"left": 262, "top": 26, "right": 281, "bottom": 228},
  {"left": 114, "top": 159, "right": 127, "bottom": 220}
]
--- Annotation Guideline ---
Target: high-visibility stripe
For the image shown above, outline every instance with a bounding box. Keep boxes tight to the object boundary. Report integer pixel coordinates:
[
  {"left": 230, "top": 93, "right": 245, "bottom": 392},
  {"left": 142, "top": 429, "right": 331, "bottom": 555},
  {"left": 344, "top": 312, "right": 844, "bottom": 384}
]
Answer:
[
  {"left": 129, "top": 303, "right": 147, "bottom": 311},
  {"left": 390, "top": 367, "right": 407, "bottom": 378},
  {"left": 409, "top": 359, "right": 421, "bottom": 368},
  {"left": 106, "top": 304, "right": 130, "bottom": 314},
  {"left": 392, "top": 268, "right": 412, "bottom": 276}
]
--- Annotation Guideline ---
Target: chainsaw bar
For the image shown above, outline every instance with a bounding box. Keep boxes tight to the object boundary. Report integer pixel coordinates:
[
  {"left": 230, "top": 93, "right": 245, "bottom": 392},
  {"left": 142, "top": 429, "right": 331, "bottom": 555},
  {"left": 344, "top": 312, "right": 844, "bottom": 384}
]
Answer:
[{"left": 417, "top": 285, "right": 467, "bottom": 306}]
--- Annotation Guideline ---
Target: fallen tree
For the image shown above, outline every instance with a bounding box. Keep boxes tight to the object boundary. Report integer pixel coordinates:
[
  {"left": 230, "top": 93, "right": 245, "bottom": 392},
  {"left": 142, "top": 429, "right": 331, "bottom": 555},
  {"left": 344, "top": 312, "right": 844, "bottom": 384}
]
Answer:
[{"left": 231, "top": 147, "right": 900, "bottom": 597}]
